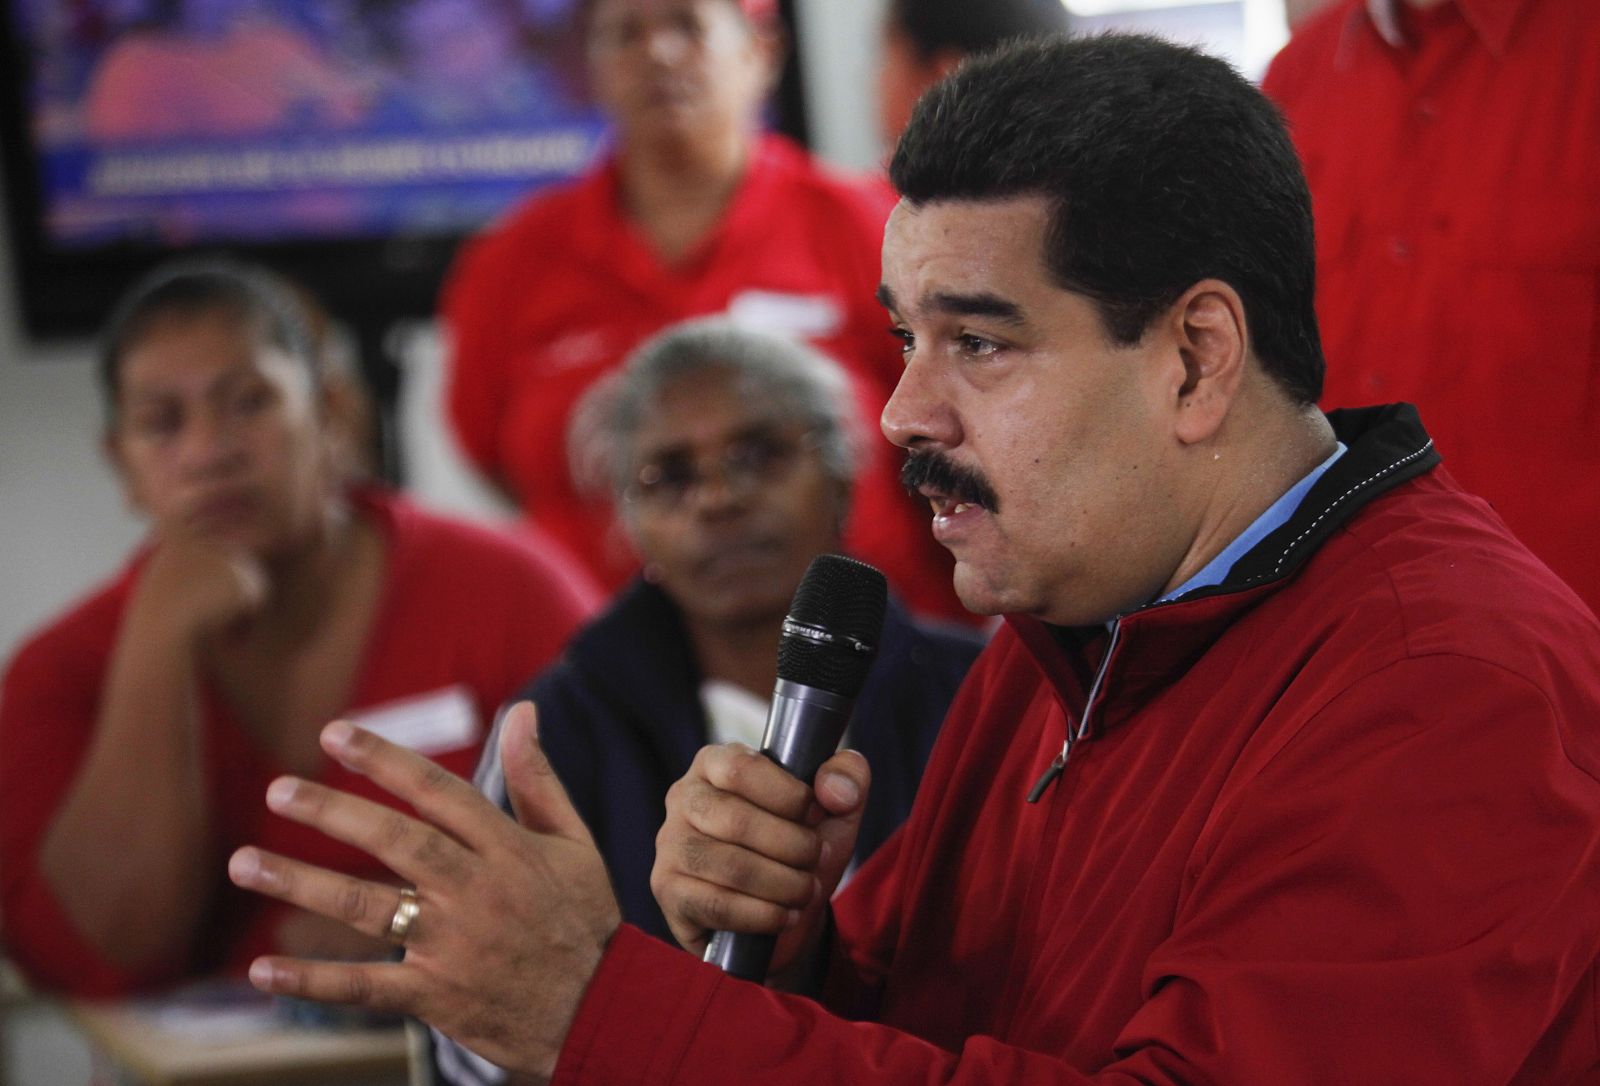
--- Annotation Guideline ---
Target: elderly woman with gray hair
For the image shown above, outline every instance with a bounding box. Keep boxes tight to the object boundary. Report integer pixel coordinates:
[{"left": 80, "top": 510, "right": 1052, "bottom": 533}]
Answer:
[{"left": 475, "top": 318, "right": 984, "bottom": 945}]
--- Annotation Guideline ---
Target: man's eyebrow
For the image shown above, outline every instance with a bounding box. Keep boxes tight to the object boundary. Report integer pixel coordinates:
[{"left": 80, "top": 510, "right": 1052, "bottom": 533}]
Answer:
[
  {"left": 874, "top": 284, "right": 1026, "bottom": 326},
  {"left": 926, "top": 291, "right": 1027, "bottom": 325}
]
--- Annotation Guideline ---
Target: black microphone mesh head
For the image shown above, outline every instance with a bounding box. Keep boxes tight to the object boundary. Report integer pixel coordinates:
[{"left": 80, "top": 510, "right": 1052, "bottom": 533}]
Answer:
[{"left": 776, "top": 555, "right": 888, "bottom": 697}]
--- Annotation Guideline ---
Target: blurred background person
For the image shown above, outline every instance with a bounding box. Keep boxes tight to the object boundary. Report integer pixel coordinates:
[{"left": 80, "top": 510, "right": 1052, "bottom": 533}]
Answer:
[
  {"left": 1281, "top": 0, "right": 1340, "bottom": 26},
  {"left": 435, "top": 318, "right": 983, "bottom": 1086},
  {"left": 441, "top": 0, "right": 968, "bottom": 624},
  {"left": 876, "top": 0, "right": 1072, "bottom": 151},
  {"left": 478, "top": 320, "right": 983, "bottom": 945},
  {"left": 364, "top": 0, "right": 583, "bottom": 128},
  {"left": 0, "top": 260, "right": 599, "bottom": 997},
  {"left": 1263, "top": 0, "right": 1600, "bottom": 616}
]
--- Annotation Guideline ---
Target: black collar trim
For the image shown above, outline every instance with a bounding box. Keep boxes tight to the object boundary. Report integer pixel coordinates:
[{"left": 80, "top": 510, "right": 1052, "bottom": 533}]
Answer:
[{"left": 1168, "top": 403, "right": 1441, "bottom": 602}]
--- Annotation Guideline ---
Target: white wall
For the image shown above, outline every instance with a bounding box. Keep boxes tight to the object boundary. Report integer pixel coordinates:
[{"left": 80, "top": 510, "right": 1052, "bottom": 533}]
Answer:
[
  {"left": 794, "top": 0, "right": 889, "bottom": 171},
  {"left": 0, "top": 211, "right": 144, "bottom": 665}
]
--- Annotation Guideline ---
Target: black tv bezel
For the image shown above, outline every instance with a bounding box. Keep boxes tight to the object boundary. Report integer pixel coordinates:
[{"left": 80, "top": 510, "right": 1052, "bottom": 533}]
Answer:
[{"left": 0, "top": 5, "right": 498, "bottom": 340}]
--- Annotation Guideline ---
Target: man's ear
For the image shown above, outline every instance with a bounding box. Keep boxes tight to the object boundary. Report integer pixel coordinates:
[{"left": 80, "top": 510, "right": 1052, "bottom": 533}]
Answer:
[{"left": 1167, "top": 279, "right": 1247, "bottom": 446}]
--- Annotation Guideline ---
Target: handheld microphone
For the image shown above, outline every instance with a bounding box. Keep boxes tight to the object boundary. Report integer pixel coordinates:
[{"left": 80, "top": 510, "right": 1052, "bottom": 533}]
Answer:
[{"left": 702, "top": 554, "right": 887, "bottom": 982}]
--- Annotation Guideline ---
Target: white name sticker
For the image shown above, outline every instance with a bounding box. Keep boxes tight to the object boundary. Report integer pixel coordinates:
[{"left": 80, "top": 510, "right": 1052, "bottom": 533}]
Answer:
[
  {"left": 347, "top": 685, "right": 482, "bottom": 756},
  {"left": 727, "top": 290, "right": 844, "bottom": 339}
]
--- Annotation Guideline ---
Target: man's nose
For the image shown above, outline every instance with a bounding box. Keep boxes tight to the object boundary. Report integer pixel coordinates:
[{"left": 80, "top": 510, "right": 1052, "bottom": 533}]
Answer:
[{"left": 881, "top": 358, "right": 957, "bottom": 452}]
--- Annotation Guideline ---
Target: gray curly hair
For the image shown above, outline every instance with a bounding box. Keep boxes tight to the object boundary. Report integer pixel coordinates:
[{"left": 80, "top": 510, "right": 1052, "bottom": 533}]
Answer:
[{"left": 567, "top": 318, "right": 862, "bottom": 509}]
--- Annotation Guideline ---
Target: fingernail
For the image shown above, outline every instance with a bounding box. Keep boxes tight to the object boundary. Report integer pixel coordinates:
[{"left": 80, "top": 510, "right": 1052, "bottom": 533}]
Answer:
[
  {"left": 248, "top": 959, "right": 281, "bottom": 990},
  {"left": 228, "top": 849, "right": 259, "bottom": 885},
  {"left": 820, "top": 771, "right": 859, "bottom": 807},
  {"left": 265, "top": 777, "right": 298, "bottom": 810},
  {"left": 322, "top": 719, "right": 354, "bottom": 752},
  {"left": 818, "top": 840, "right": 833, "bottom": 868},
  {"left": 786, "top": 909, "right": 803, "bottom": 929}
]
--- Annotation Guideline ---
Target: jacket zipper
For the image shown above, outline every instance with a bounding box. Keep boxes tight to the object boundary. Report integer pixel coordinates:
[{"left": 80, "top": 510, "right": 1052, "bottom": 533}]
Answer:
[{"left": 1026, "top": 617, "right": 1121, "bottom": 803}]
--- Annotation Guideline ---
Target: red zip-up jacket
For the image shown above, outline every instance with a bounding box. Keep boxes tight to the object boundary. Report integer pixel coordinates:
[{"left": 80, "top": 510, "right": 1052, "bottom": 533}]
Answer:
[{"left": 550, "top": 404, "right": 1600, "bottom": 1085}]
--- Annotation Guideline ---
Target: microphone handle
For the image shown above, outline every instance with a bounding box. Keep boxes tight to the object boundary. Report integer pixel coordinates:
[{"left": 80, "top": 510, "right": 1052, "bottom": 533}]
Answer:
[{"left": 703, "top": 680, "right": 855, "bottom": 981}]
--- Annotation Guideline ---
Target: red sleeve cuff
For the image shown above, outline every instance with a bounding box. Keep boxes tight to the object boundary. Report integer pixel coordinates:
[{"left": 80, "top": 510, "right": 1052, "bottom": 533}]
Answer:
[{"left": 552, "top": 924, "right": 723, "bottom": 1085}]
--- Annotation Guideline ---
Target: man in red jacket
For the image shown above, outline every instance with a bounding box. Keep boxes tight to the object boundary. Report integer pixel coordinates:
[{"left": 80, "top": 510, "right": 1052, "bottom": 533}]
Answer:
[{"left": 227, "top": 35, "right": 1600, "bottom": 1085}]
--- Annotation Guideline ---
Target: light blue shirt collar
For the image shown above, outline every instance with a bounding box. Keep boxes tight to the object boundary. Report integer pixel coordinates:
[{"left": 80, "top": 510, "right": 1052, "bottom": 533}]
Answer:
[{"left": 1157, "top": 442, "right": 1348, "bottom": 604}]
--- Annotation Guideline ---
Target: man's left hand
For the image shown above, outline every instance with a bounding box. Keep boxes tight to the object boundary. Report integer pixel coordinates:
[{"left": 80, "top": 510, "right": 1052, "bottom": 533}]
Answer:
[{"left": 228, "top": 701, "right": 618, "bottom": 1081}]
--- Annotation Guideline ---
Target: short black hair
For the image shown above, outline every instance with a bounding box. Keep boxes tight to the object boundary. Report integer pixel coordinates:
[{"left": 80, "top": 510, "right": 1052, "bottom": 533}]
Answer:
[
  {"left": 888, "top": 0, "right": 1070, "bottom": 61},
  {"left": 891, "top": 34, "right": 1324, "bottom": 404},
  {"left": 99, "top": 259, "right": 319, "bottom": 413}
]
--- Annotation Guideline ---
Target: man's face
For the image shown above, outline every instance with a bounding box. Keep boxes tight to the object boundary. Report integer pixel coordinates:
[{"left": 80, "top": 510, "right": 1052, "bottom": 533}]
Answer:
[
  {"left": 109, "top": 309, "right": 331, "bottom": 557},
  {"left": 623, "top": 369, "right": 846, "bottom": 631},
  {"left": 586, "top": 0, "right": 771, "bottom": 147},
  {"left": 879, "top": 195, "right": 1195, "bottom": 625}
]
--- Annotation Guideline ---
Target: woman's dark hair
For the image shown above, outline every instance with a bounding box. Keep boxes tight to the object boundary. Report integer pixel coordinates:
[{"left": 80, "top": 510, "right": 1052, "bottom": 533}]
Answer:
[
  {"left": 99, "top": 259, "right": 319, "bottom": 414},
  {"left": 891, "top": 34, "right": 1325, "bottom": 404}
]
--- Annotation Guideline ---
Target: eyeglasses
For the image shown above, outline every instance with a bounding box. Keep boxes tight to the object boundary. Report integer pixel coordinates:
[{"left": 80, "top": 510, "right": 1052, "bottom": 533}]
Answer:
[{"left": 625, "top": 428, "right": 820, "bottom": 512}]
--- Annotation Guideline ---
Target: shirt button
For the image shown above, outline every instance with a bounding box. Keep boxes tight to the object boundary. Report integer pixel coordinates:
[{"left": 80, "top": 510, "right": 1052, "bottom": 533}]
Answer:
[
  {"left": 1416, "top": 98, "right": 1437, "bottom": 122},
  {"left": 1389, "top": 236, "right": 1413, "bottom": 263}
]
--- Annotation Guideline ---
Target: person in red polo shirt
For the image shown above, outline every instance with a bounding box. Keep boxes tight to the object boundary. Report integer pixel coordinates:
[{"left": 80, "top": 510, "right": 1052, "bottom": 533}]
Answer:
[
  {"left": 441, "top": 0, "right": 964, "bottom": 622},
  {"left": 1263, "top": 0, "right": 1600, "bottom": 616},
  {"left": 0, "top": 261, "right": 598, "bottom": 997}
]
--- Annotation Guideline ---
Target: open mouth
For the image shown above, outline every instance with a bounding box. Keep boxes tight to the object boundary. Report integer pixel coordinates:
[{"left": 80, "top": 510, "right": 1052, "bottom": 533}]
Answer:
[
  {"left": 925, "top": 494, "right": 980, "bottom": 518},
  {"left": 901, "top": 451, "right": 1000, "bottom": 516}
]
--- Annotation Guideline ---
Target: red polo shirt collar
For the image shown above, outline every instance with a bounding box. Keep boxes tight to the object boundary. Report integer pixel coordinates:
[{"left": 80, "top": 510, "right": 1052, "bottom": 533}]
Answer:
[{"left": 1359, "top": 0, "right": 1531, "bottom": 56}]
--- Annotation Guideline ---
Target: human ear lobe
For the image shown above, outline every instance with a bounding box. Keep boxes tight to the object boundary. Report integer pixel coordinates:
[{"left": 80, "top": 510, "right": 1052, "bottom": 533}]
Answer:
[{"left": 1172, "top": 281, "right": 1246, "bottom": 445}]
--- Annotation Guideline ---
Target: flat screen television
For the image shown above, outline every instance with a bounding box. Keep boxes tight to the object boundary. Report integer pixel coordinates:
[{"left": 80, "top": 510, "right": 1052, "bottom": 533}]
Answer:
[{"left": 0, "top": 0, "right": 808, "bottom": 340}]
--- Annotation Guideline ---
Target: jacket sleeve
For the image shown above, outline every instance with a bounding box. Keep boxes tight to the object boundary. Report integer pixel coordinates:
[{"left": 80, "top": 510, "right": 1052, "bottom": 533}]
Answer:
[{"left": 549, "top": 653, "right": 1600, "bottom": 1085}]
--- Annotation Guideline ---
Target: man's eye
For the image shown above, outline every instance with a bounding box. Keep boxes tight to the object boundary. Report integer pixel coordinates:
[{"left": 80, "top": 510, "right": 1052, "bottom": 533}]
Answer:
[
  {"left": 888, "top": 326, "right": 914, "bottom": 353},
  {"left": 957, "top": 334, "right": 999, "bottom": 356}
]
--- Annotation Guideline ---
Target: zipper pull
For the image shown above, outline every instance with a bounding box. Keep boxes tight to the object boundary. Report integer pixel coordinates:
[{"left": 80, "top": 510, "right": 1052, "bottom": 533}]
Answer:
[{"left": 1025, "top": 747, "right": 1069, "bottom": 804}]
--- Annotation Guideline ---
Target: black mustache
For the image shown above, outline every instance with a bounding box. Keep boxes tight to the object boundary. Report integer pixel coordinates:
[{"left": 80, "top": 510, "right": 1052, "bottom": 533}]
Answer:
[{"left": 901, "top": 451, "right": 1000, "bottom": 514}]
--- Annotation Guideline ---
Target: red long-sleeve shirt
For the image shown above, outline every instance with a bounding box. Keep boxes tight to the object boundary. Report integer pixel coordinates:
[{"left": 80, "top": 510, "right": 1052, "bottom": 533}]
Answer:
[
  {"left": 550, "top": 405, "right": 1600, "bottom": 1084},
  {"left": 0, "top": 491, "right": 598, "bottom": 996},
  {"left": 1262, "top": 0, "right": 1600, "bottom": 617}
]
